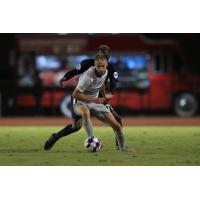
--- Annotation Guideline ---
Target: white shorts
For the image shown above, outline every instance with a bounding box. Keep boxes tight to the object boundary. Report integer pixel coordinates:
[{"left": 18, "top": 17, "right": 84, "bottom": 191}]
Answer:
[{"left": 73, "top": 100, "right": 110, "bottom": 116}]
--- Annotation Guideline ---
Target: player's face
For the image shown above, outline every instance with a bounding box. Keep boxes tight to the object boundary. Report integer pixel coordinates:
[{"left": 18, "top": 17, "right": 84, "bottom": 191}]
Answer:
[{"left": 95, "top": 58, "right": 108, "bottom": 77}]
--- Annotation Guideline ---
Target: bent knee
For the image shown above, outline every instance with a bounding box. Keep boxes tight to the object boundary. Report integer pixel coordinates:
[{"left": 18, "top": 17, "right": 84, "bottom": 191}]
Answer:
[
  {"left": 112, "top": 113, "right": 123, "bottom": 127},
  {"left": 74, "top": 120, "right": 82, "bottom": 131},
  {"left": 79, "top": 105, "right": 90, "bottom": 118},
  {"left": 112, "top": 122, "right": 122, "bottom": 132},
  {"left": 74, "top": 126, "right": 81, "bottom": 132}
]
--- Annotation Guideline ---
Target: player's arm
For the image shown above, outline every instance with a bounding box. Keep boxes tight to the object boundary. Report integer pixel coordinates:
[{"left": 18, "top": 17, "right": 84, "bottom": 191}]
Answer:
[
  {"left": 99, "top": 64, "right": 118, "bottom": 98},
  {"left": 99, "top": 64, "right": 118, "bottom": 102},
  {"left": 99, "top": 84, "right": 113, "bottom": 101},
  {"left": 73, "top": 89, "right": 105, "bottom": 104},
  {"left": 99, "top": 84, "right": 106, "bottom": 98},
  {"left": 60, "top": 59, "right": 94, "bottom": 88}
]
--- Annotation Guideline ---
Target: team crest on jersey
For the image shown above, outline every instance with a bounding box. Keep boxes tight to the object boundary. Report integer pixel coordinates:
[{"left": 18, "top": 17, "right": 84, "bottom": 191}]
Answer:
[
  {"left": 113, "top": 72, "right": 118, "bottom": 79},
  {"left": 75, "top": 64, "right": 81, "bottom": 70}
]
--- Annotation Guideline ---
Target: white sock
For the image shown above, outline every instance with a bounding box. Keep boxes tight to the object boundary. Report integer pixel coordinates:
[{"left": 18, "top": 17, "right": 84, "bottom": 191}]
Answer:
[
  {"left": 115, "top": 131, "right": 125, "bottom": 151},
  {"left": 82, "top": 118, "right": 94, "bottom": 137}
]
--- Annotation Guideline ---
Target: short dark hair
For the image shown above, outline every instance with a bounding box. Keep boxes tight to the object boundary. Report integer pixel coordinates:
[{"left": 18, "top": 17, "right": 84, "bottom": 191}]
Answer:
[{"left": 98, "top": 44, "right": 110, "bottom": 59}]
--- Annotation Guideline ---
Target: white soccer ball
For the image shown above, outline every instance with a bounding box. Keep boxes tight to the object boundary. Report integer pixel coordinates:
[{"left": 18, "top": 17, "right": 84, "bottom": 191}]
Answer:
[{"left": 84, "top": 136, "right": 102, "bottom": 152}]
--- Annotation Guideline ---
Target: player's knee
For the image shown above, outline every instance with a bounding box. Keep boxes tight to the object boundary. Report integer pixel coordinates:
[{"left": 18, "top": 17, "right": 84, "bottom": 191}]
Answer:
[
  {"left": 82, "top": 110, "right": 90, "bottom": 119},
  {"left": 74, "top": 126, "right": 81, "bottom": 132},
  {"left": 116, "top": 116, "right": 122, "bottom": 127},
  {"left": 112, "top": 111, "right": 123, "bottom": 126},
  {"left": 80, "top": 105, "right": 90, "bottom": 119},
  {"left": 74, "top": 120, "right": 82, "bottom": 131},
  {"left": 112, "top": 122, "right": 122, "bottom": 133}
]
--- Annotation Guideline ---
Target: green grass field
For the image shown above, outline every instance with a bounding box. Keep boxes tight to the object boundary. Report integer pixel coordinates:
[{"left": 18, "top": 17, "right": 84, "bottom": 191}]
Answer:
[{"left": 0, "top": 126, "right": 200, "bottom": 166}]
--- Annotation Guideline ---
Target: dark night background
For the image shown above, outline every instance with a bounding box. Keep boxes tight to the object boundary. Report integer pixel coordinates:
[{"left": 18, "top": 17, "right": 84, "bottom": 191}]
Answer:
[
  {"left": 145, "top": 33, "right": 200, "bottom": 72},
  {"left": 1, "top": 33, "right": 200, "bottom": 76},
  {"left": 0, "top": 33, "right": 200, "bottom": 117}
]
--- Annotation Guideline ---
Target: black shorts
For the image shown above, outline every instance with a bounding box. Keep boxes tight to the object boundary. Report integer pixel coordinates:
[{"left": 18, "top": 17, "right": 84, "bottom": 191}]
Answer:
[{"left": 70, "top": 96, "right": 82, "bottom": 121}]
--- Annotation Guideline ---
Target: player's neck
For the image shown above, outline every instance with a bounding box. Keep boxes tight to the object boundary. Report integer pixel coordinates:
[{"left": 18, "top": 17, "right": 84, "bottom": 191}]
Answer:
[{"left": 95, "top": 69, "right": 102, "bottom": 78}]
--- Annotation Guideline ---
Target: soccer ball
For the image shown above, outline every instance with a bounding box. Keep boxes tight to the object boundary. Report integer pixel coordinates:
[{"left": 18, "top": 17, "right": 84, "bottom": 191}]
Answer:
[{"left": 84, "top": 136, "right": 102, "bottom": 152}]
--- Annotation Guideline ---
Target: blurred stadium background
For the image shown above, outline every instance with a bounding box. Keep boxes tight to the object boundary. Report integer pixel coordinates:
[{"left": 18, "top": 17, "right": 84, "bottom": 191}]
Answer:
[
  {"left": 1, "top": 33, "right": 200, "bottom": 165},
  {"left": 0, "top": 33, "right": 200, "bottom": 119}
]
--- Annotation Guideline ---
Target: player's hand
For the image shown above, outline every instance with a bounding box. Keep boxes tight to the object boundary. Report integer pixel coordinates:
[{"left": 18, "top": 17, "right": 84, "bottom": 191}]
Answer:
[
  {"left": 105, "top": 93, "right": 113, "bottom": 101},
  {"left": 60, "top": 77, "right": 67, "bottom": 88},
  {"left": 93, "top": 98, "right": 106, "bottom": 104},
  {"left": 103, "top": 93, "right": 113, "bottom": 103}
]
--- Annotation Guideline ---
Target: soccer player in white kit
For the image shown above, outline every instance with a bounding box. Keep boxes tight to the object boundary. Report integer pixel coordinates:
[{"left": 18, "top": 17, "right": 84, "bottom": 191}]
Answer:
[{"left": 73, "top": 52, "right": 127, "bottom": 151}]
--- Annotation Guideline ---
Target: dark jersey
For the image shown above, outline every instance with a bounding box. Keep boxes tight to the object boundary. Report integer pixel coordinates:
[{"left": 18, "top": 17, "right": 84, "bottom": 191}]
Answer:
[{"left": 63, "top": 59, "right": 118, "bottom": 93}]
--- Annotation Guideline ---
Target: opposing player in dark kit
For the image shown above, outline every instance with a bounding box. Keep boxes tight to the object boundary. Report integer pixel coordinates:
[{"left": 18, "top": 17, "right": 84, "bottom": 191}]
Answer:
[{"left": 44, "top": 45, "right": 123, "bottom": 150}]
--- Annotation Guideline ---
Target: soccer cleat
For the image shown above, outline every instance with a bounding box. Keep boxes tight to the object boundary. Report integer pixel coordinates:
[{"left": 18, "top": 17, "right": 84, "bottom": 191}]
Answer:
[
  {"left": 44, "top": 133, "right": 57, "bottom": 150},
  {"left": 118, "top": 145, "right": 130, "bottom": 151},
  {"left": 121, "top": 146, "right": 129, "bottom": 152},
  {"left": 120, "top": 146, "right": 136, "bottom": 156}
]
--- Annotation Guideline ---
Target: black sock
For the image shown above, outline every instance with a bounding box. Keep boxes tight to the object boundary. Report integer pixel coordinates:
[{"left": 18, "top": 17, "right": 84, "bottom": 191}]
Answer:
[{"left": 54, "top": 124, "right": 80, "bottom": 140}]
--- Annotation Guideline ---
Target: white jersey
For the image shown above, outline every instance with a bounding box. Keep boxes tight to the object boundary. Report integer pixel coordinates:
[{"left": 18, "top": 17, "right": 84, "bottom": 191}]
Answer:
[{"left": 76, "top": 66, "right": 108, "bottom": 98}]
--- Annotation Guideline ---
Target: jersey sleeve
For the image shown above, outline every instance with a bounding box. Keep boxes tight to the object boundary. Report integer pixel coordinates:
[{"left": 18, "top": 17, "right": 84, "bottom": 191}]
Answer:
[
  {"left": 107, "top": 64, "right": 119, "bottom": 93},
  {"left": 76, "top": 73, "right": 93, "bottom": 93},
  {"left": 63, "top": 59, "right": 94, "bottom": 80}
]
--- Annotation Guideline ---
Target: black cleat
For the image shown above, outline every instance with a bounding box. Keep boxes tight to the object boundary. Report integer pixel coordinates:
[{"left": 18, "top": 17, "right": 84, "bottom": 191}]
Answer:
[{"left": 44, "top": 133, "right": 57, "bottom": 150}]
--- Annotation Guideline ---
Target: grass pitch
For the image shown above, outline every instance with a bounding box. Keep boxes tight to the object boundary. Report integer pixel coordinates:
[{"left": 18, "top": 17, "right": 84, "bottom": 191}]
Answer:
[{"left": 0, "top": 126, "right": 200, "bottom": 166}]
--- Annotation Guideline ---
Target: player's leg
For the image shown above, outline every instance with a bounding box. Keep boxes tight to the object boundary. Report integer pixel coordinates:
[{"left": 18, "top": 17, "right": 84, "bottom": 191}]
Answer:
[
  {"left": 54, "top": 118, "right": 82, "bottom": 140},
  {"left": 105, "top": 104, "right": 123, "bottom": 149},
  {"left": 52, "top": 97, "right": 83, "bottom": 141},
  {"left": 103, "top": 112, "right": 136, "bottom": 154},
  {"left": 91, "top": 108, "right": 126, "bottom": 151},
  {"left": 43, "top": 118, "right": 82, "bottom": 150},
  {"left": 90, "top": 109, "right": 118, "bottom": 149},
  {"left": 74, "top": 103, "right": 94, "bottom": 137},
  {"left": 102, "top": 112, "right": 126, "bottom": 151},
  {"left": 111, "top": 109, "right": 122, "bottom": 127},
  {"left": 44, "top": 96, "right": 82, "bottom": 150}
]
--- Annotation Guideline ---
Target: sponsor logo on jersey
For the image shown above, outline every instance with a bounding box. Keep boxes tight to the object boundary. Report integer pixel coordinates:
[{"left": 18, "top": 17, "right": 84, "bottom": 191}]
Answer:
[
  {"left": 75, "top": 64, "right": 81, "bottom": 70},
  {"left": 113, "top": 72, "right": 118, "bottom": 79}
]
